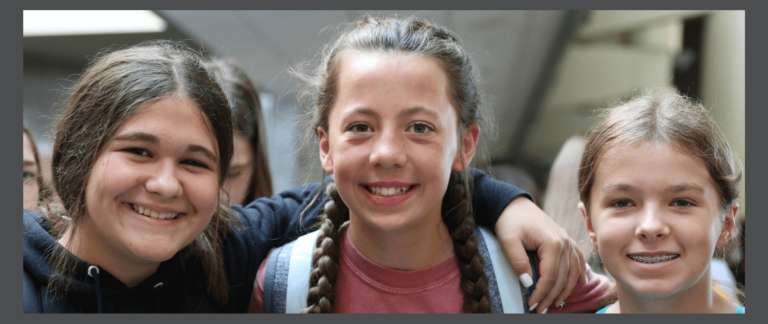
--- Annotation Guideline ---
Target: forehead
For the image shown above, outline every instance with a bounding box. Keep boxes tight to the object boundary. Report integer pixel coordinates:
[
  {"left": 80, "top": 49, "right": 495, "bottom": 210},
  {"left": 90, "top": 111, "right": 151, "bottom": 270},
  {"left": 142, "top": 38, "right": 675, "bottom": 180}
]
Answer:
[
  {"left": 115, "top": 96, "right": 217, "bottom": 150},
  {"left": 333, "top": 52, "right": 453, "bottom": 115},
  {"left": 593, "top": 141, "right": 715, "bottom": 196}
]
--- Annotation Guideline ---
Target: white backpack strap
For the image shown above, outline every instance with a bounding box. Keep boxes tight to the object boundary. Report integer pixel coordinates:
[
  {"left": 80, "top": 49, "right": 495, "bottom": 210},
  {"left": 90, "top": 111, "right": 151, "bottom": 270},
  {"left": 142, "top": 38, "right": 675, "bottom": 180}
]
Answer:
[
  {"left": 263, "top": 229, "right": 320, "bottom": 313},
  {"left": 284, "top": 229, "right": 321, "bottom": 313},
  {"left": 475, "top": 226, "right": 532, "bottom": 313}
]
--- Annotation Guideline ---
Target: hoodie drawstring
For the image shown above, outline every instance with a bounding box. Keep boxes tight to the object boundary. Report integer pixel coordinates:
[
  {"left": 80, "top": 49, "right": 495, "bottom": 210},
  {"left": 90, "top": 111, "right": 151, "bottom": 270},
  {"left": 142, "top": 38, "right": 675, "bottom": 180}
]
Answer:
[
  {"left": 154, "top": 282, "right": 164, "bottom": 312},
  {"left": 87, "top": 265, "right": 103, "bottom": 313}
]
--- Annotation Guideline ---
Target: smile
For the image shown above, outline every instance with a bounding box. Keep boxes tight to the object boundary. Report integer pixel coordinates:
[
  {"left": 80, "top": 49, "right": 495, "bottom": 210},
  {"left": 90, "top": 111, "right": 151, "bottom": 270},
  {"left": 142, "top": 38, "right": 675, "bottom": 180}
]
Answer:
[
  {"left": 364, "top": 185, "right": 415, "bottom": 197},
  {"left": 627, "top": 254, "right": 680, "bottom": 264},
  {"left": 129, "top": 203, "right": 180, "bottom": 220}
]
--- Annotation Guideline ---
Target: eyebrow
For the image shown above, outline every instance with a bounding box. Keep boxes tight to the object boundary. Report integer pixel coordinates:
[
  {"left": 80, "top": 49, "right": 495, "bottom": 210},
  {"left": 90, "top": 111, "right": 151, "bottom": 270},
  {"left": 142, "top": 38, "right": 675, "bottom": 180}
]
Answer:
[
  {"left": 664, "top": 183, "right": 705, "bottom": 195},
  {"left": 23, "top": 160, "right": 36, "bottom": 167},
  {"left": 114, "top": 132, "right": 217, "bottom": 162},
  {"left": 113, "top": 132, "right": 159, "bottom": 144},
  {"left": 601, "top": 183, "right": 640, "bottom": 194},
  {"left": 342, "top": 106, "right": 440, "bottom": 120}
]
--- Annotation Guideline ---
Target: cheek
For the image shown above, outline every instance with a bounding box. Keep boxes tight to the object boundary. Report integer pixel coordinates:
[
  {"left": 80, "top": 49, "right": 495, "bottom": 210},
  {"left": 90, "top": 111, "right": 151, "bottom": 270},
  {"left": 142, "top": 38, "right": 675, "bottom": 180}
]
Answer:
[{"left": 187, "top": 174, "right": 221, "bottom": 215}]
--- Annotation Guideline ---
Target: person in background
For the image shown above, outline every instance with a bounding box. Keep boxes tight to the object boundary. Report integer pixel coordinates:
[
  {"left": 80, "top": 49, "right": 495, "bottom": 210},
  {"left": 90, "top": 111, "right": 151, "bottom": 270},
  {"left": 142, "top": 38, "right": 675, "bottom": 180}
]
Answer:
[
  {"left": 23, "top": 122, "right": 51, "bottom": 210},
  {"left": 205, "top": 58, "right": 273, "bottom": 205}
]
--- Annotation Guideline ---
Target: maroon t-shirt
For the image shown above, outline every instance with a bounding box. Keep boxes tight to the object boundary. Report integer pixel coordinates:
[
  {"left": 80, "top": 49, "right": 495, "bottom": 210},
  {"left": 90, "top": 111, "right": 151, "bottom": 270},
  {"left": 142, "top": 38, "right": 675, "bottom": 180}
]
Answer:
[{"left": 251, "top": 226, "right": 613, "bottom": 313}]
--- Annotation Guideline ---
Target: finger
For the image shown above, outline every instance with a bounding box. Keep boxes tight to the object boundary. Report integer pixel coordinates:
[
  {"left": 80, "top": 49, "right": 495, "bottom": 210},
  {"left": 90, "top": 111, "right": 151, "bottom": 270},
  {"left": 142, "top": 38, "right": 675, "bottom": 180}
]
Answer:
[
  {"left": 500, "top": 235, "right": 535, "bottom": 289},
  {"left": 535, "top": 239, "right": 570, "bottom": 313},
  {"left": 527, "top": 238, "right": 562, "bottom": 312},
  {"left": 552, "top": 241, "right": 583, "bottom": 311}
]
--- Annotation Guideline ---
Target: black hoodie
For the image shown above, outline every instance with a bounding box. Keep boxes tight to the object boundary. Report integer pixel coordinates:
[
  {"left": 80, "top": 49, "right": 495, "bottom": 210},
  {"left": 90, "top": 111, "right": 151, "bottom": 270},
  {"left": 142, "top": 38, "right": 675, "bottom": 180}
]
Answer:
[{"left": 23, "top": 170, "right": 528, "bottom": 313}]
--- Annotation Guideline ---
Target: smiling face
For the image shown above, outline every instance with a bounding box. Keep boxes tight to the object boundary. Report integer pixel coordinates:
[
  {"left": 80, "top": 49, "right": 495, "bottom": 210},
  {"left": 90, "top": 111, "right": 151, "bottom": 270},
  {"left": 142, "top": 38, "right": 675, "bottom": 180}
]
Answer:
[
  {"left": 319, "top": 52, "right": 478, "bottom": 236},
  {"left": 23, "top": 132, "right": 39, "bottom": 210},
  {"left": 79, "top": 95, "right": 220, "bottom": 273},
  {"left": 581, "top": 141, "right": 736, "bottom": 300}
]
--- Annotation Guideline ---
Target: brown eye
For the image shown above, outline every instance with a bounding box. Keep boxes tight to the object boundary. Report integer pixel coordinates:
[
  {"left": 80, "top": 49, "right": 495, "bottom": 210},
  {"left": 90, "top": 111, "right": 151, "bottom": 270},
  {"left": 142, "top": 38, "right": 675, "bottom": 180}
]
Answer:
[
  {"left": 672, "top": 200, "right": 693, "bottom": 208},
  {"left": 348, "top": 123, "right": 372, "bottom": 133},
  {"left": 611, "top": 200, "right": 634, "bottom": 208},
  {"left": 408, "top": 122, "right": 434, "bottom": 134}
]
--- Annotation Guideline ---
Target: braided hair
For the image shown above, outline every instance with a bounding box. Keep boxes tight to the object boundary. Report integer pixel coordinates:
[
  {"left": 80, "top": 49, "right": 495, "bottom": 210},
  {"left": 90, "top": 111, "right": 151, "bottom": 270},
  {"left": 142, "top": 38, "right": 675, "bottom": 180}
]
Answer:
[{"left": 298, "top": 15, "right": 492, "bottom": 313}]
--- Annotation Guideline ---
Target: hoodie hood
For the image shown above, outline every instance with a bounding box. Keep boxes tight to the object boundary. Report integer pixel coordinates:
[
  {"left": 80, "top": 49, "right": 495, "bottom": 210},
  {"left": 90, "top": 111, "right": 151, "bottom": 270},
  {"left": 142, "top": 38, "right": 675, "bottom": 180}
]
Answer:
[{"left": 23, "top": 209, "right": 214, "bottom": 313}]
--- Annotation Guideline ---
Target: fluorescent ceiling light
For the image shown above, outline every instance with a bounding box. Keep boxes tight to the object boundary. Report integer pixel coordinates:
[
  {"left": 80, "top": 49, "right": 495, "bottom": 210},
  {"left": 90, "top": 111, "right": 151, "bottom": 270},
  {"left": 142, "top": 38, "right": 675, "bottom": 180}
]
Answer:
[{"left": 23, "top": 10, "right": 167, "bottom": 37}]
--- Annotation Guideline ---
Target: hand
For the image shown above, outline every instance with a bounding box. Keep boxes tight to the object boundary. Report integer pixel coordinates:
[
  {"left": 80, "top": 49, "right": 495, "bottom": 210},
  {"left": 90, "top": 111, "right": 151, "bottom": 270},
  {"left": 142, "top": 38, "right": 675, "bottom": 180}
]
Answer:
[{"left": 494, "top": 196, "right": 586, "bottom": 314}]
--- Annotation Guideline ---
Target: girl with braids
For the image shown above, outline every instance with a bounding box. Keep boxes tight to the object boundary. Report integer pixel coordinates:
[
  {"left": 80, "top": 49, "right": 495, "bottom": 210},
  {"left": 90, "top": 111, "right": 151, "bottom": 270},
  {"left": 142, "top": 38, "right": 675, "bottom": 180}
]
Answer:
[
  {"left": 23, "top": 39, "right": 587, "bottom": 313},
  {"left": 578, "top": 89, "right": 745, "bottom": 313},
  {"left": 251, "top": 15, "right": 613, "bottom": 313}
]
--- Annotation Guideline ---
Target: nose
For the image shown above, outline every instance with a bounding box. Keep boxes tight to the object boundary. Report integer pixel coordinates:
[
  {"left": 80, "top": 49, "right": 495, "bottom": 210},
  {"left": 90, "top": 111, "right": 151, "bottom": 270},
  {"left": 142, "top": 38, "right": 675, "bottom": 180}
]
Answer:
[
  {"left": 635, "top": 206, "right": 670, "bottom": 241},
  {"left": 369, "top": 130, "right": 407, "bottom": 169},
  {"left": 145, "top": 160, "right": 183, "bottom": 199}
]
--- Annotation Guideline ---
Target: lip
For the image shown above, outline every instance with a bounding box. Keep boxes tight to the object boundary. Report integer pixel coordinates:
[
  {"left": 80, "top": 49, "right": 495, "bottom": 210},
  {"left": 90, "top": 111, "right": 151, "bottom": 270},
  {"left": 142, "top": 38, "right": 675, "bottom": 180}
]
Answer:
[
  {"left": 360, "top": 183, "right": 419, "bottom": 207},
  {"left": 125, "top": 202, "right": 186, "bottom": 222}
]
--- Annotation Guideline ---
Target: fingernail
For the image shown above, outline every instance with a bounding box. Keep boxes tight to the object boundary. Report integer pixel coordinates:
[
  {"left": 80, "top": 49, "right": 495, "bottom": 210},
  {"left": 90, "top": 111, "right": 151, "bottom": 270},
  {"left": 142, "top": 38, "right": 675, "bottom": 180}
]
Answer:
[
  {"left": 558, "top": 301, "right": 565, "bottom": 310},
  {"left": 519, "top": 273, "right": 533, "bottom": 288},
  {"left": 541, "top": 308, "right": 548, "bottom": 314},
  {"left": 529, "top": 302, "right": 539, "bottom": 310}
]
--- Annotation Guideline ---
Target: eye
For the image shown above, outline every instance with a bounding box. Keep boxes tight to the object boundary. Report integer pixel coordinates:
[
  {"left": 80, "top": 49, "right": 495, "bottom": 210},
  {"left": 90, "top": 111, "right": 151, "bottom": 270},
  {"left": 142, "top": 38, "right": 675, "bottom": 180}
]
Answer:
[
  {"left": 123, "top": 147, "right": 152, "bottom": 157},
  {"left": 227, "top": 169, "right": 242, "bottom": 179},
  {"left": 408, "top": 122, "right": 434, "bottom": 134},
  {"left": 183, "top": 159, "right": 211, "bottom": 170},
  {"left": 23, "top": 171, "right": 35, "bottom": 181},
  {"left": 347, "top": 123, "right": 372, "bottom": 134},
  {"left": 610, "top": 199, "right": 635, "bottom": 208},
  {"left": 672, "top": 199, "right": 694, "bottom": 208}
]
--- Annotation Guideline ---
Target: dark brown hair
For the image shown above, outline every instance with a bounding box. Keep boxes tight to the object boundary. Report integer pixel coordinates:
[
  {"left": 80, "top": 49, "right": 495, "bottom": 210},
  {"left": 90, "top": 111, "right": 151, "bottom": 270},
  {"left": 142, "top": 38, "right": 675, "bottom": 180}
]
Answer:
[
  {"left": 205, "top": 57, "right": 274, "bottom": 202},
  {"left": 578, "top": 88, "right": 742, "bottom": 259},
  {"left": 45, "top": 40, "right": 238, "bottom": 305},
  {"left": 297, "top": 15, "right": 491, "bottom": 313}
]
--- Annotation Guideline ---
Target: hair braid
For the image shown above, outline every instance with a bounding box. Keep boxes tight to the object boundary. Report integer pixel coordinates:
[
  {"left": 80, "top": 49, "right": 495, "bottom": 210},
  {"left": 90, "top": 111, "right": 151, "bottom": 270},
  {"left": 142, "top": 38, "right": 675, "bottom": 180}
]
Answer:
[
  {"left": 303, "top": 181, "right": 348, "bottom": 313},
  {"left": 442, "top": 170, "right": 492, "bottom": 313}
]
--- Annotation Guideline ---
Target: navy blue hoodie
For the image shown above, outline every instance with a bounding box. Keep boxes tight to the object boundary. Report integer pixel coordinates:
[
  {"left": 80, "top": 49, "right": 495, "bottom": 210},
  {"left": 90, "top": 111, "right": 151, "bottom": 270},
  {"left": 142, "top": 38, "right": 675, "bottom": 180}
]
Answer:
[{"left": 23, "top": 170, "right": 529, "bottom": 313}]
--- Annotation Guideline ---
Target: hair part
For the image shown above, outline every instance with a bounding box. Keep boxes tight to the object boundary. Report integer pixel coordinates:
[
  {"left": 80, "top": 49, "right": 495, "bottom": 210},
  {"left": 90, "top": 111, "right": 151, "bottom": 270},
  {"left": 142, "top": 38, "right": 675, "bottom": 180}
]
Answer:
[
  {"left": 44, "top": 40, "right": 239, "bottom": 305},
  {"left": 297, "top": 15, "right": 492, "bottom": 313}
]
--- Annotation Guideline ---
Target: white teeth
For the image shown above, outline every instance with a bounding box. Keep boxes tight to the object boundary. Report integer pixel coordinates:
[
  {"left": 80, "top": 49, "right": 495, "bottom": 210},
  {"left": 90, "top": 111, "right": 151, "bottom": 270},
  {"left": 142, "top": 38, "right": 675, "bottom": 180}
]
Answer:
[
  {"left": 628, "top": 254, "right": 679, "bottom": 264},
  {"left": 130, "top": 204, "right": 178, "bottom": 220},
  {"left": 369, "top": 186, "right": 412, "bottom": 197}
]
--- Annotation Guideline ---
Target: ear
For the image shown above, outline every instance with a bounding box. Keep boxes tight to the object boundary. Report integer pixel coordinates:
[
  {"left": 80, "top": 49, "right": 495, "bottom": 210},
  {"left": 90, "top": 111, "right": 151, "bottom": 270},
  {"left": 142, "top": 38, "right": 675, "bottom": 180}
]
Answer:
[
  {"left": 579, "top": 202, "right": 598, "bottom": 248},
  {"left": 716, "top": 202, "right": 739, "bottom": 248},
  {"left": 451, "top": 123, "right": 480, "bottom": 172},
  {"left": 318, "top": 126, "right": 334, "bottom": 174}
]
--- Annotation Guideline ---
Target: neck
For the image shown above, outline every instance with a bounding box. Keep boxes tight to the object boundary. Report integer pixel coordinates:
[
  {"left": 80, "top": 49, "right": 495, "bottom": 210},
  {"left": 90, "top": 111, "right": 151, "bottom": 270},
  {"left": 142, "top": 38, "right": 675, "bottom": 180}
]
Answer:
[
  {"left": 613, "top": 269, "right": 734, "bottom": 313},
  {"left": 347, "top": 212, "right": 454, "bottom": 271},
  {"left": 59, "top": 221, "right": 160, "bottom": 288}
]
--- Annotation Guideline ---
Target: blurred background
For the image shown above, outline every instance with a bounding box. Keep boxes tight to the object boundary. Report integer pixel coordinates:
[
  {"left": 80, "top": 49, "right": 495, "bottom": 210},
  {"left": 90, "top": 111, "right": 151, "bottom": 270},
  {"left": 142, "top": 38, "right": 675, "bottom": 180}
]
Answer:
[{"left": 23, "top": 10, "right": 745, "bottom": 289}]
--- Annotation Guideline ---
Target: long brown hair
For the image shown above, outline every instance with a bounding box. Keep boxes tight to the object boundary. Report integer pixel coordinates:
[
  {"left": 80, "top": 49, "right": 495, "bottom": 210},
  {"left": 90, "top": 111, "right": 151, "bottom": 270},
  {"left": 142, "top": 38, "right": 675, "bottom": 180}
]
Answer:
[
  {"left": 205, "top": 58, "right": 274, "bottom": 202},
  {"left": 45, "top": 40, "right": 239, "bottom": 305},
  {"left": 296, "top": 15, "right": 492, "bottom": 313},
  {"left": 578, "top": 88, "right": 742, "bottom": 261}
]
